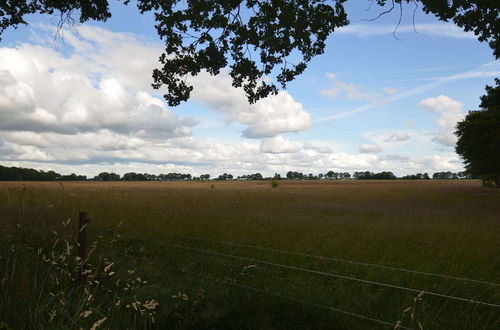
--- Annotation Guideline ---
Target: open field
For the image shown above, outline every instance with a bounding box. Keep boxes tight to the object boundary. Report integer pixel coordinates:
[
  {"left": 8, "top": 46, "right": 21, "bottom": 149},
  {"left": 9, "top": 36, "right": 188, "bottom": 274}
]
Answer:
[{"left": 1, "top": 180, "right": 499, "bottom": 329}]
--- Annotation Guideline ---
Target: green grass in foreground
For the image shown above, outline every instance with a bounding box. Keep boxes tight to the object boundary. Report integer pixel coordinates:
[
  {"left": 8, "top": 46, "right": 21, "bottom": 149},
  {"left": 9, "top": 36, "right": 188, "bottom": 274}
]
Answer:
[{"left": 0, "top": 180, "right": 499, "bottom": 329}]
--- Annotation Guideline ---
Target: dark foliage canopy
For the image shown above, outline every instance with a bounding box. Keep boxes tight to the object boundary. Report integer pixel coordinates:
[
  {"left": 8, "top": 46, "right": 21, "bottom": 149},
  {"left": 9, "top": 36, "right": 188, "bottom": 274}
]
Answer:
[
  {"left": 455, "top": 79, "right": 500, "bottom": 186},
  {"left": 1, "top": 1, "right": 498, "bottom": 106}
]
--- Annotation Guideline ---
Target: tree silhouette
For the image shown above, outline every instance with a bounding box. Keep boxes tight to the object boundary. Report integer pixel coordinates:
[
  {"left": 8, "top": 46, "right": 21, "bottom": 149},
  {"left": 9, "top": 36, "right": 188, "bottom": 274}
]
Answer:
[{"left": 455, "top": 79, "right": 500, "bottom": 187}]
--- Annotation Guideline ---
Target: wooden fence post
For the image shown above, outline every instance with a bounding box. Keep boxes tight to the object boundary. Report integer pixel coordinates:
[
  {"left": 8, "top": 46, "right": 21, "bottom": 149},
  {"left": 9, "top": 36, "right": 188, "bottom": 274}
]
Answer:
[{"left": 78, "top": 212, "right": 89, "bottom": 284}]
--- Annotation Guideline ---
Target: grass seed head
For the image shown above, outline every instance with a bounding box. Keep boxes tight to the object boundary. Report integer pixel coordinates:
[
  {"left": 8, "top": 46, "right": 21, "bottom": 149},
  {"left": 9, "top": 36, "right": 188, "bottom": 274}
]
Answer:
[{"left": 89, "top": 317, "right": 107, "bottom": 330}]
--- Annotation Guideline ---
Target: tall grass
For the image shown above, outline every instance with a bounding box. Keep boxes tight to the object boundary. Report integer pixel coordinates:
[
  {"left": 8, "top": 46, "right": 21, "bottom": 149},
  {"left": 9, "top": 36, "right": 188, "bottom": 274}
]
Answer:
[
  {"left": 0, "top": 186, "right": 159, "bottom": 329},
  {"left": 1, "top": 180, "right": 499, "bottom": 329}
]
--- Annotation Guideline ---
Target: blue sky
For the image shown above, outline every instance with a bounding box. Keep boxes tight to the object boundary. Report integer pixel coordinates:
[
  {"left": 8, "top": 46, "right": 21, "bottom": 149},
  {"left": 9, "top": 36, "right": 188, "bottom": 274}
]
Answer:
[{"left": 0, "top": 1, "right": 498, "bottom": 177}]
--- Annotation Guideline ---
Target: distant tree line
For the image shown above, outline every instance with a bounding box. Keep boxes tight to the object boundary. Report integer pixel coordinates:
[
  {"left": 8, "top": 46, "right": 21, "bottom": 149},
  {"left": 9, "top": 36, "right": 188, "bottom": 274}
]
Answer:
[
  {"left": 0, "top": 165, "right": 87, "bottom": 181},
  {"left": 353, "top": 171, "right": 397, "bottom": 180},
  {"left": 324, "top": 171, "right": 351, "bottom": 180},
  {"left": 217, "top": 173, "right": 234, "bottom": 180},
  {"left": 236, "top": 173, "right": 263, "bottom": 180},
  {"left": 0, "top": 164, "right": 480, "bottom": 182},
  {"left": 94, "top": 172, "right": 194, "bottom": 181},
  {"left": 431, "top": 171, "right": 480, "bottom": 180},
  {"left": 401, "top": 173, "right": 430, "bottom": 180}
]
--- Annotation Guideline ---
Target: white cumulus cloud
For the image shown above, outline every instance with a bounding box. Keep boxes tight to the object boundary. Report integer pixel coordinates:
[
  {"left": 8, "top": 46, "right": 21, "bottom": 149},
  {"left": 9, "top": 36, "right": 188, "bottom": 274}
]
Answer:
[
  {"left": 359, "top": 144, "right": 382, "bottom": 153},
  {"left": 419, "top": 95, "right": 463, "bottom": 147},
  {"left": 191, "top": 71, "right": 313, "bottom": 138},
  {"left": 260, "top": 135, "right": 303, "bottom": 154},
  {"left": 0, "top": 30, "right": 196, "bottom": 138}
]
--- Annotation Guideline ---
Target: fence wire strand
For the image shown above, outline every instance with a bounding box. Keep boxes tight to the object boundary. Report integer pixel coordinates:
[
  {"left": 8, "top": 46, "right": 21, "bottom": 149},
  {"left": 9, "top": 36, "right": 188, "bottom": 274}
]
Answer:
[
  {"left": 177, "top": 235, "right": 500, "bottom": 287},
  {"left": 165, "top": 265, "right": 415, "bottom": 330},
  {"left": 160, "top": 241, "right": 500, "bottom": 308}
]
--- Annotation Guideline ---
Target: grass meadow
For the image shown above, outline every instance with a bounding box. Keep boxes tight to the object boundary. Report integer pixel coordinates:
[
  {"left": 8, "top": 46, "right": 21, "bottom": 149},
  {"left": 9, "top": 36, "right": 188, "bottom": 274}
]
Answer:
[{"left": 1, "top": 180, "right": 499, "bottom": 329}]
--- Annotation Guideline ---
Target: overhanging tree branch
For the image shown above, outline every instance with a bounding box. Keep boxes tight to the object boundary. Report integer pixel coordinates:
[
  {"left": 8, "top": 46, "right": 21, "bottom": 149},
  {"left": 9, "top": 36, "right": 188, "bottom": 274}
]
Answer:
[{"left": 0, "top": 0, "right": 498, "bottom": 106}]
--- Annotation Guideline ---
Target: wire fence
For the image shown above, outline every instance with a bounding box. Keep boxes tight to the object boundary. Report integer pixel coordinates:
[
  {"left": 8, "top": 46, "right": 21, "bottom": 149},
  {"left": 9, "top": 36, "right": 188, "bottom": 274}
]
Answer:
[
  {"left": 158, "top": 240, "right": 500, "bottom": 308},
  {"left": 86, "top": 224, "right": 499, "bottom": 328},
  {"left": 176, "top": 234, "right": 500, "bottom": 287},
  {"left": 165, "top": 265, "right": 416, "bottom": 330}
]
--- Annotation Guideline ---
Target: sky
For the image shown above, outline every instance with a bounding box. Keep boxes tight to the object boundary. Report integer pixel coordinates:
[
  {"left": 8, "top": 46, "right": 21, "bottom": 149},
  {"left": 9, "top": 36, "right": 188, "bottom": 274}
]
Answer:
[{"left": 0, "top": 1, "right": 498, "bottom": 177}]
